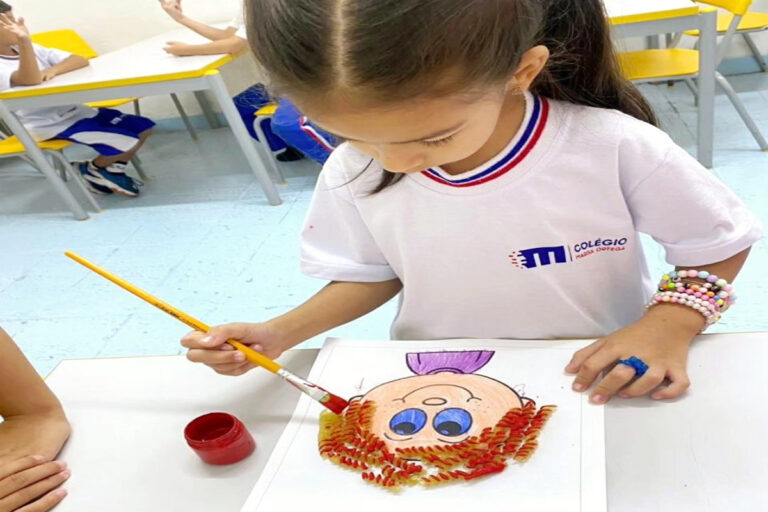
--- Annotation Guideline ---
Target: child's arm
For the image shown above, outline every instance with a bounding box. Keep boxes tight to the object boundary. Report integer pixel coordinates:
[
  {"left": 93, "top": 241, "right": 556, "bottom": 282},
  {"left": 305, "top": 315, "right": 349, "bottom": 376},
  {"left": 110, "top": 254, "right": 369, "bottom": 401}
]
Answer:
[
  {"left": 41, "top": 54, "right": 89, "bottom": 82},
  {"left": 0, "top": 14, "right": 43, "bottom": 86},
  {"left": 163, "top": 36, "right": 246, "bottom": 57},
  {"left": 0, "top": 328, "right": 71, "bottom": 511},
  {"left": 181, "top": 279, "right": 403, "bottom": 375},
  {"left": 160, "top": 0, "right": 240, "bottom": 42},
  {"left": 566, "top": 248, "right": 750, "bottom": 403}
]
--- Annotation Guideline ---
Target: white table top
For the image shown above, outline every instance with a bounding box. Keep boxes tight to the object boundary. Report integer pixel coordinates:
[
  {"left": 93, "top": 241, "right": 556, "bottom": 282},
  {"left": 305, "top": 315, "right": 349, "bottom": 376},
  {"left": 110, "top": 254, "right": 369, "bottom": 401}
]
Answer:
[
  {"left": 45, "top": 334, "right": 768, "bottom": 512},
  {"left": 0, "top": 28, "right": 236, "bottom": 100},
  {"left": 603, "top": 0, "right": 699, "bottom": 24},
  {"left": 45, "top": 350, "right": 315, "bottom": 512}
]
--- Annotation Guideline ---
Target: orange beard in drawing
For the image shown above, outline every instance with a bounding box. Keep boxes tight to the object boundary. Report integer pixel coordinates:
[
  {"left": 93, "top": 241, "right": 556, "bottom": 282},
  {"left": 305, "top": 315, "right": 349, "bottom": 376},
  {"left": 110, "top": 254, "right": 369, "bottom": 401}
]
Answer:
[{"left": 318, "top": 351, "right": 556, "bottom": 489}]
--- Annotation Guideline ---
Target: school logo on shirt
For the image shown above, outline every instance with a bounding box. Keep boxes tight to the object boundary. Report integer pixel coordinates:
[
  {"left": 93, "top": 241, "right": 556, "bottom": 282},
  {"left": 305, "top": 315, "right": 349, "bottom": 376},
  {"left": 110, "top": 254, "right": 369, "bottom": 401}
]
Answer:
[{"left": 509, "top": 237, "right": 629, "bottom": 269}]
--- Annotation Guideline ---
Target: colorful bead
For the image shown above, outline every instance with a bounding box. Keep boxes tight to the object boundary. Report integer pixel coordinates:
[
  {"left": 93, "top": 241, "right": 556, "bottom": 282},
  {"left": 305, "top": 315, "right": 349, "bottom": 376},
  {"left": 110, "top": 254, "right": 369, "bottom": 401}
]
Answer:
[{"left": 698, "top": 271, "right": 710, "bottom": 279}]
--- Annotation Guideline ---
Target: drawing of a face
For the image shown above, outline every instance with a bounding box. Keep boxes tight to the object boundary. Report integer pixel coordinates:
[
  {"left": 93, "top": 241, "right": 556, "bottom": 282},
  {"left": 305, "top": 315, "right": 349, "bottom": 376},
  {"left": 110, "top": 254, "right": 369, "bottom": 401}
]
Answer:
[{"left": 362, "top": 373, "right": 524, "bottom": 450}]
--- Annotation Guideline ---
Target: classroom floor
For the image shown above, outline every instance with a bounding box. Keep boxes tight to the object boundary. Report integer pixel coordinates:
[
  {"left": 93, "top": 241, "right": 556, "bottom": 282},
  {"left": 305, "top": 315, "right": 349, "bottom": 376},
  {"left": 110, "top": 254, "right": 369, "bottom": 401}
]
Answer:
[{"left": 2, "top": 74, "right": 768, "bottom": 375}]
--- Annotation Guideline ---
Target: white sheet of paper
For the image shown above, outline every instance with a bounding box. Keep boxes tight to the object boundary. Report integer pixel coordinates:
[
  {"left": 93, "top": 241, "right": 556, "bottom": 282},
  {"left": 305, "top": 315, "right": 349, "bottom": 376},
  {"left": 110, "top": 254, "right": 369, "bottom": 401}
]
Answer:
[{"left": 241, "top": 339, "right": 606, "bottom": 512}]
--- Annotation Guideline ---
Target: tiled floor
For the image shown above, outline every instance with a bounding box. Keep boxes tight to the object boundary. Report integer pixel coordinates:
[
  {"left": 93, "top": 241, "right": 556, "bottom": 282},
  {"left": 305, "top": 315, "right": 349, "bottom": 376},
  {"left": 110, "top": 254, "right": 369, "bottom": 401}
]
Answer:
[{"left": 2, "top": 75, "right": 768, "bottom": 375}]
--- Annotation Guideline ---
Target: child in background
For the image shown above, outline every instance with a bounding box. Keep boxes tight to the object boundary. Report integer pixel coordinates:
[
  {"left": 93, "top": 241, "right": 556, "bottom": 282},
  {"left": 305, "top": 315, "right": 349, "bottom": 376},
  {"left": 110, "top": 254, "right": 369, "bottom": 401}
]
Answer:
[
  {"left": 181, "top": 0, "right": 763, "bottom": 405},
  {"left": 159, "top": 0, "right": 336, "bottom": 164},
  {"left": 0, "top": 327, "right": 71, "bottom": 512},
  {"left": 0, "top": 3, "right": 155, "bottom": 197},
  {"left": 160, "top": 0, "right": 247, "bottom": 56}
]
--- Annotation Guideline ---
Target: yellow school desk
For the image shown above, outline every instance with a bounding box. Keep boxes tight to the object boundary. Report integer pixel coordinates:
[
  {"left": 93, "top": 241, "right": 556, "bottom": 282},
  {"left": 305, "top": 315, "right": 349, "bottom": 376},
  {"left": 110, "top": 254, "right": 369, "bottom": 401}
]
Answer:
[
  {"left": 44, "top": 333, "right": 768, "bottom": 512},
  {"left": 604, "top": 0, "right": 718, "bottom": 169},
  {"left": 0, "top": 29, "right": 282, "bottom": 221}
]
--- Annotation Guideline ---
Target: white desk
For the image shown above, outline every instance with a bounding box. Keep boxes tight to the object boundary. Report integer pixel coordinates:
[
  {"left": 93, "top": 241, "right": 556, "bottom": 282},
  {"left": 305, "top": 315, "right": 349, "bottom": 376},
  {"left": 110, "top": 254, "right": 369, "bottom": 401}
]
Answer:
[
  {"left": 604, "top": 0, "right": 717, "bottom": 168},
  {"left": 0, "top": 29, "right": 282, "bottom": 220},
  {"left": 45, "top": 334, "right": 768, "bottom": 511}
]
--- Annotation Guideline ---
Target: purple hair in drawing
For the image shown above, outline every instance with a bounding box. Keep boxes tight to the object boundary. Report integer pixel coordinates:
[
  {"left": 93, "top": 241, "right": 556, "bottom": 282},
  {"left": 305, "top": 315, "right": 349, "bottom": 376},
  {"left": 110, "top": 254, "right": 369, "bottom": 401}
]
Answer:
[{"left": 406, "top": 350, "right": 495, "bottom": 375}]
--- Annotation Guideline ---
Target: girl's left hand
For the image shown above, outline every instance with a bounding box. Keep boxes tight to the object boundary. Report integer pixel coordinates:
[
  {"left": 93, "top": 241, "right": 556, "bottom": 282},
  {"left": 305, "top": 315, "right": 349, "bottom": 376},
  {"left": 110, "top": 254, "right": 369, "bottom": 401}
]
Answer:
[
  {"left": 163, "top": 41, "right": 192, "bottom": 56},
  {"left": 565, "top": 310, "right": 698, "bottom": 404},
  {"left": 41, "top": 69, "right": 57, "bottom": 82}
]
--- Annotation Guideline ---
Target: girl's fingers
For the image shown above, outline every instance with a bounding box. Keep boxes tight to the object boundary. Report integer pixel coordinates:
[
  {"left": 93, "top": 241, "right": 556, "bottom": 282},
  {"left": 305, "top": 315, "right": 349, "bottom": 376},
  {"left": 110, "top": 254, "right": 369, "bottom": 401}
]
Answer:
[
  {"left": 651, "top": 368, "right": 691, "bottom": 400},
  {"left": 16, "top": 489, "right": 67, "bottom": 512},
  {"left": 0, "top": 455, "right": 47, "bottom": 482},
  {"left": 589, "top": 364, "right": 637, "bottom": 404},
  {"left": 185, "top": 348, "right": 245, "bottom": 366},
  {"left": 209, "top": 362, "right": 255, "bottom": 376},
  {"left": 0, "top": 461, "right": 63, "bottom": 499},
  {"left": 565, "top": 338, "right": 606, "bottom": 374},
  {"left": 618, "top": 368, "right": 666, "bottom": 398},
  {"left": 0, "top": 467, "right": 69, "bottom": 511},
  {"left": 571, "top": 347, "right": 618, "bottom": 392}
]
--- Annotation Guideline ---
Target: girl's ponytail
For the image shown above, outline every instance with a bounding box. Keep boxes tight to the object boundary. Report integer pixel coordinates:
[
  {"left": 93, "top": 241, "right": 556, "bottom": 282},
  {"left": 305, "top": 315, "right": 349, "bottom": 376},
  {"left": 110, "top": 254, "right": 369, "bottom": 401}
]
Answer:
[{"left": 533, "top": 0, "right": 657, "bottom": 126}]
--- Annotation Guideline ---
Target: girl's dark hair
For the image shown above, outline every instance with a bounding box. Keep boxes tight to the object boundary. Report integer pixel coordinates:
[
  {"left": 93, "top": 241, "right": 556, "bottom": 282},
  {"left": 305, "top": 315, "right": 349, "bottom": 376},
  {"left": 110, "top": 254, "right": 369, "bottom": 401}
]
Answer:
[
  {"left": 0, "top": 2, "right": 12, "bottom": 14},
  {"left": 246, "top": 0, "right": 656, "bottom": 190}
]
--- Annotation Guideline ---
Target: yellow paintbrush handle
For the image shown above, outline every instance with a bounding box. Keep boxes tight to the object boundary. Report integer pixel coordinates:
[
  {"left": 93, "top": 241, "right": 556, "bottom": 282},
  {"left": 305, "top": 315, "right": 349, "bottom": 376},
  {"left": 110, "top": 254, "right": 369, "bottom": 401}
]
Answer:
[{"left": 64, "top": 251, "right": 283, "bottom": 374}]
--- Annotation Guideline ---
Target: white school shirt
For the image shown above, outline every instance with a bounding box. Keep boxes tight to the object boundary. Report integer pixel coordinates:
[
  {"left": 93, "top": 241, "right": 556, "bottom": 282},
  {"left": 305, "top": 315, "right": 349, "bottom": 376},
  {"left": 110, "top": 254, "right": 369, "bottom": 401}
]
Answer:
[
  {"left": 0, "top": 44, "right": 96, "bottom": 141},
  {"left": 300, "top": 92, "right": 763, "bottom": 341},
  {"left": 228, "top": 0, "right": 247, "bottom": 39}
]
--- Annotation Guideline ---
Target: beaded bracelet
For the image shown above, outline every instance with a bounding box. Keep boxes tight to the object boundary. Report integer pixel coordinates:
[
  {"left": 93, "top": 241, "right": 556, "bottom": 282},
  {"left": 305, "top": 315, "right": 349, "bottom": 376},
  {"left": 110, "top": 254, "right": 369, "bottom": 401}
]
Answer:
[{"left": 646, "top": 269, "right": 736, "bottom": 330}]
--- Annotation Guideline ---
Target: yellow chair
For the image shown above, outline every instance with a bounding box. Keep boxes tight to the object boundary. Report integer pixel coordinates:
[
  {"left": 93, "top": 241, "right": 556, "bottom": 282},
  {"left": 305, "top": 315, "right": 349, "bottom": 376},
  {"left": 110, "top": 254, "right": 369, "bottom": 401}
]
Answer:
[
  {"left": 30, "top": 30, "right": 199, "bottom": 140},
  {"left": 682, "top": 8, "right": 768, "bottom": 72},
  {"left": 0, "top": 135, "right": 101, "bottom": 214},
  {"left": 618, "top": 0, "right": 768, "bottom": 151},
  {"left": 253, "top": 103, "right": 286, "bottom": 184}
]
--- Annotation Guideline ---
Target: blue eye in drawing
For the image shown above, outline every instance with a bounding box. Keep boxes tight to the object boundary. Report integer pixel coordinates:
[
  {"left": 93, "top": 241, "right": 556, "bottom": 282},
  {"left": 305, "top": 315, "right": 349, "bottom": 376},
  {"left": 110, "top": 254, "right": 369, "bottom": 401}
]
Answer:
[
  {"left": 389, "top": 408, "right": 427, "bottom": 436},
  {"left": 433, "top": 408, "right": 472, "bottom": 437}
]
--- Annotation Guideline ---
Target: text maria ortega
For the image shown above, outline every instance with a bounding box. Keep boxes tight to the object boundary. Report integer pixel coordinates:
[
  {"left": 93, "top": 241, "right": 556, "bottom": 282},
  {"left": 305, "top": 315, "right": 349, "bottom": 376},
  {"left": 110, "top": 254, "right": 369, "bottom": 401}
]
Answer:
[{"left": 509, "top": 237, "right": 629, "bottom": 269}]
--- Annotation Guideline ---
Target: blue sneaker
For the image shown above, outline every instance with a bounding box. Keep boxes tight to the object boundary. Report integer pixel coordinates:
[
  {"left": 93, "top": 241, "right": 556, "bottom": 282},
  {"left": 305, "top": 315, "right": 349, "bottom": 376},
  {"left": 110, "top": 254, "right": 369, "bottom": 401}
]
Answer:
[
  {"left": 76, "top": 162, "right": 113, "bottom": 195},
  {"left": 83, "top": 161, "right": 141, "bottom": 197}
]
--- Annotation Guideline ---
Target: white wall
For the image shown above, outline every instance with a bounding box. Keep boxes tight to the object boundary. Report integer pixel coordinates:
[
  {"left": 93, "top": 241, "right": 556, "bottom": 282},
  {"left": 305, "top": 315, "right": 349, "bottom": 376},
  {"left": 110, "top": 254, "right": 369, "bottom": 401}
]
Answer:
[{"left": 13, "top": 0, "right": 264, "bottom": 120}]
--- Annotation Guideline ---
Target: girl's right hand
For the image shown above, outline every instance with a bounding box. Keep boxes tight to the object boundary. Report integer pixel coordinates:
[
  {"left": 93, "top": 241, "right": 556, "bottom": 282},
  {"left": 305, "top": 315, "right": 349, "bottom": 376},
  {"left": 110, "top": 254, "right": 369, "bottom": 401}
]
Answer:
[
  {"left": 159, "top": 0, "right": 184, "bottom": 21},
  {"left": 181, "top": 323, "right": 290, "bottom": 376},
  {"left": 0, "top": 456, "right": 68, "bottom": 512}
]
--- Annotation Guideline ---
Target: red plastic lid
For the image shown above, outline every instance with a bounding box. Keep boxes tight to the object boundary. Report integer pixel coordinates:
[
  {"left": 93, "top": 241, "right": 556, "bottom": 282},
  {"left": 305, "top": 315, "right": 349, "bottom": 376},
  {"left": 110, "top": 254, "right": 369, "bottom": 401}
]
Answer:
[{"left": 184, "top": 412, "right": 256, "bottom": 465}]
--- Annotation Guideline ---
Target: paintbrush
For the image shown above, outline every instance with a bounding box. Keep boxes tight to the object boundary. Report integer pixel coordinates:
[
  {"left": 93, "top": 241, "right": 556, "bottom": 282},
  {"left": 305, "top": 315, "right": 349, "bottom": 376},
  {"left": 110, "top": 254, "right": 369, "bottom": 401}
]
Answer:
[{"left": 65, "top": 251, "right": 349, "bottom": 414}]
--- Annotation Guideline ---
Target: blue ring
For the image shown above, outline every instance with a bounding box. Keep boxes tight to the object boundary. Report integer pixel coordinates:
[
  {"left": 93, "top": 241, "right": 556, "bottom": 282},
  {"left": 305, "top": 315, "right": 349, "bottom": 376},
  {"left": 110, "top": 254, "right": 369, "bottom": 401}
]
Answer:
[{"left": 618, "top": 356, "right": 649, "bottom": 377}]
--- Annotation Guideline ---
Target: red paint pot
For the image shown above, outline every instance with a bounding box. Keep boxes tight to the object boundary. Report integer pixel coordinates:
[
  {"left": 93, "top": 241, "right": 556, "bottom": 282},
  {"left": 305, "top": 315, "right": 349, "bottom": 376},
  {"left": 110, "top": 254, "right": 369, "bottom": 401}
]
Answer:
[{"left": 184, "top": 412, "right": 256, "bottom": 465}]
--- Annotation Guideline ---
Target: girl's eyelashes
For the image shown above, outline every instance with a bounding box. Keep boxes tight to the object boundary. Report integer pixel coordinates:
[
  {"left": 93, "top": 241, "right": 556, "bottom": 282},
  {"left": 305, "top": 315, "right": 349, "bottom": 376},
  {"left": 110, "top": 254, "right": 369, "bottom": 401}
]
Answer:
[{"left": 421, "top": 134, "right": 456, "bottom": 147}]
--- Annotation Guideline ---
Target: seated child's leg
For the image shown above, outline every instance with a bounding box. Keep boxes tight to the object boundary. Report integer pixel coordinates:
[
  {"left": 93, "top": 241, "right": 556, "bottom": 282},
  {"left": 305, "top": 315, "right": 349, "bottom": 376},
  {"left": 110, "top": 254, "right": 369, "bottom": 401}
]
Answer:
[
  {"left": 271, "top": 99, "right": 336, "bottom": 164},
  {"left": 49, "top": 109, "right": 155, "bottom": 197}
]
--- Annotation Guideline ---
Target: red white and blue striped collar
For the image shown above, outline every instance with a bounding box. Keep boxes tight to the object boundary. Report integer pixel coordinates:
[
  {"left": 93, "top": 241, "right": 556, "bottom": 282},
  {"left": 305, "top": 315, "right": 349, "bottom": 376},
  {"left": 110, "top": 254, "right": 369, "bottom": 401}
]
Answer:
[{"left": 419, "top": 93, "right": 549, "bottom": 188}]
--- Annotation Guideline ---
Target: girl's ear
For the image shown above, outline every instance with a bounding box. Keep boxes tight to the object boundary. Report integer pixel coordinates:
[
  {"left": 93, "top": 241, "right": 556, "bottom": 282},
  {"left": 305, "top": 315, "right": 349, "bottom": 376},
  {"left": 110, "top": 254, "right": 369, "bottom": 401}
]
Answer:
[{"left": 508, "top": 45, "right": 550, "bottom": 92}]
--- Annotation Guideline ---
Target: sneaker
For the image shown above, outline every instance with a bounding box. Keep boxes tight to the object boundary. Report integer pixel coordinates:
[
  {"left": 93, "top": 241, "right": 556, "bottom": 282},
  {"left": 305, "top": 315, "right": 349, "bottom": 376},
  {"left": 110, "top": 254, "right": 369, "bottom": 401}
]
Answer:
[
  {"left": 276, "top": 147, "right": 305, "bottom": 162},
  {"left": 83, "top": 161, "right": 141, "bottom": 197},
  {"left": 76, "top": 162, "right": 113, "bottom": 195}
]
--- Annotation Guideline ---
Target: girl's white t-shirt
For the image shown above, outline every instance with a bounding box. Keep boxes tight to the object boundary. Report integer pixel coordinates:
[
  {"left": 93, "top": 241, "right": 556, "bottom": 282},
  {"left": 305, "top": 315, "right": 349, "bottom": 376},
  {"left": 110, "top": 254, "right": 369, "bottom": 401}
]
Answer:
[
  {"left": 300, "top": 92, "right": 763, "bottom": 341},
  {"left": 0, "top": 44, "right": 96, "bottom": 140}
]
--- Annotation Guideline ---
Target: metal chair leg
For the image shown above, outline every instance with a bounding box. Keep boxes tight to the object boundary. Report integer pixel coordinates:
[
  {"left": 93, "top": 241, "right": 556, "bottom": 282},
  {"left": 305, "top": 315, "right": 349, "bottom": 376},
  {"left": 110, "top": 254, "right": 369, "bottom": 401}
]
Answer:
[
  {"left": 684, "top": 78, "right": 699, "bottom": 106},
  {"left": 133, "top": 99, "right": 141, "bottom": 116},
  {"left": 51, "top": 154, "right": 67, "bottom": 182},
  {"left": 253, "top": 116, "right": 285, "bottom": 184},
  {"left": 742, "top": 33, "right": 768, "bottom": 73},
  {"left": 170, "top": 93, "right": 199, "bottom": 141},
  {"left": 48, "top": 150, "right": 102, "bottom": 213},
  {"left": 716, "top": 72, "right": 768, "bottom": 150},
  {"left": 130, "top": 155, "right": 148, "bottom": 181}
]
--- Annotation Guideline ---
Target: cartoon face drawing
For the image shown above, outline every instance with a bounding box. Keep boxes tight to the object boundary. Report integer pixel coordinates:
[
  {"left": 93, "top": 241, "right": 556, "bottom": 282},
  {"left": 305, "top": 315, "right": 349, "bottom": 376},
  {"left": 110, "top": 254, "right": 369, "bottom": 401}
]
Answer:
[
  {"left": 318, "top": 350, "right": 556, "bottom": 489},
  {"left": 363, "top": 372, "right": 523, "bottom": 450}
]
